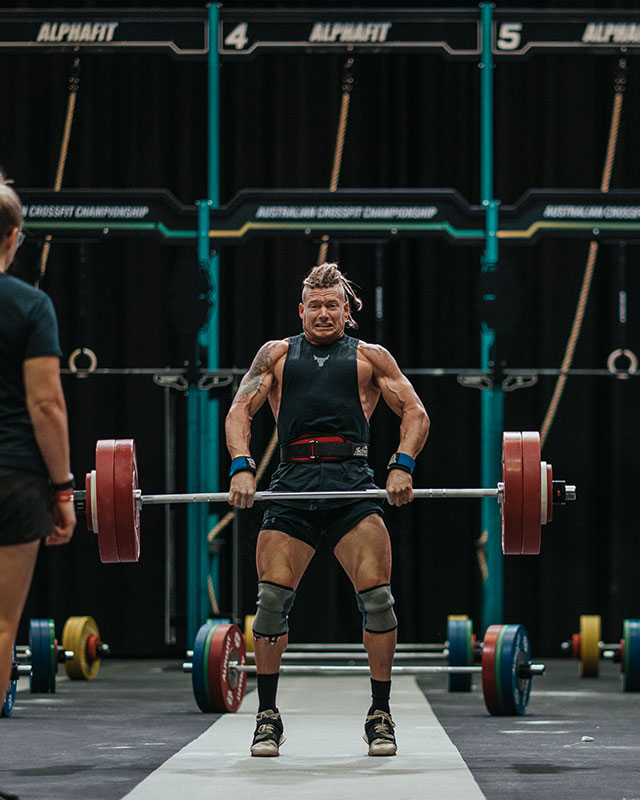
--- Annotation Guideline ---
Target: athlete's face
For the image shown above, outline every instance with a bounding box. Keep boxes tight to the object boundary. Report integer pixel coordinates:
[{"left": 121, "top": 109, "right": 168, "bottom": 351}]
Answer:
[{"left": 299, "top": 286, "right": 349, "bottom": 345}]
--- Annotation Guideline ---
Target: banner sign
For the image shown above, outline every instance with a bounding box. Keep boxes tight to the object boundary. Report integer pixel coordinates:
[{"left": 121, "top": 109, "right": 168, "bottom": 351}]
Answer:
[
  {"left": 0, "top": 11, "right": 207, "bottom": 57},
  {"left": 19, "top": 188, "right": 640, "bottom": 243}
]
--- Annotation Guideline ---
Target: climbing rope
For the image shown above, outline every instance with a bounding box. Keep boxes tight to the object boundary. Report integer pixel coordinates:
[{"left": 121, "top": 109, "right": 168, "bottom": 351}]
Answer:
[
  {"left": 36, "top": 58, "right": 81, "bottom": 289},
  {"left": 318, "top": 57, "right": 355, "bottom": 264},
  {"left": 540, "top": 58, "right": 626, "bottom": 449}
]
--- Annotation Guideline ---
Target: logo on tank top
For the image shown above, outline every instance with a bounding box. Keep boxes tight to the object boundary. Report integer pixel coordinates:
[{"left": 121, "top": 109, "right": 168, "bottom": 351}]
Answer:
[{"left": 313, "top": 355, "right": 330, "bottom": 368}]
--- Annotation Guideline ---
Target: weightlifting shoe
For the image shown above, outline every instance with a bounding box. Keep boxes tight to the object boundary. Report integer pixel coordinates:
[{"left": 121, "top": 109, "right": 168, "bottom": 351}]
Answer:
[
  {"left": 363, "top": 709, "right": 397, "bottom": 756},
  {"left": 251, "top": 709, "right": 285, "bottom": 757}
]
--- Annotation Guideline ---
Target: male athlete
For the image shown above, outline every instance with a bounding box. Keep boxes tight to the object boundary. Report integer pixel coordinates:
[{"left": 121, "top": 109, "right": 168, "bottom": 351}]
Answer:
[{"left": 225, "top": 263, "right": 429, "bottom": 757}]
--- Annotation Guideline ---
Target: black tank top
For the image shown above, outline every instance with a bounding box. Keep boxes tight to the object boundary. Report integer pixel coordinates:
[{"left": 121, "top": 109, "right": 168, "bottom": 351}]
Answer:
[{"left": 277, "top": 333, "right": 369, "bottom": 444}]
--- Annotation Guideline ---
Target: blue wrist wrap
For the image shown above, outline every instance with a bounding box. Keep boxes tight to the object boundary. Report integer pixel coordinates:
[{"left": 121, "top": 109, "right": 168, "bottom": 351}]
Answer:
[
  {"left": 387, "top": 452, "right": 416, "bottom": 475},
  {"left": 229, "top": 456, "right": 257, "bottom": 477}
]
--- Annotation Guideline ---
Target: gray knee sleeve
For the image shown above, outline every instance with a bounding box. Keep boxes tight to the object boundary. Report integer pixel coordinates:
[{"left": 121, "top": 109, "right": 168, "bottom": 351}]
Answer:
[
  {"left": 356, "top": 584, "right": 397, "bottom": 633},
  {"left": 253, "top": 581, "right": 297, "bottom": 638}
]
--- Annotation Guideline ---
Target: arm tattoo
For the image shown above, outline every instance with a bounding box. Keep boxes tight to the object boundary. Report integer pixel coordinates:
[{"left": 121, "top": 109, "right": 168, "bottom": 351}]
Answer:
[{"left": 239, "top": 343, "right": 274, "bottom": 399}]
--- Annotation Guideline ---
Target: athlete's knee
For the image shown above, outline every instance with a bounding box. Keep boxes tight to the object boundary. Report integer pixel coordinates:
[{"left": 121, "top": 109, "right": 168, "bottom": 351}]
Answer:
[
  {"left": 356, "top": 583, "right": 397, "bottom": 633},
  {"left": 253, "top": 580, "right": 297, "bottom": 644}
]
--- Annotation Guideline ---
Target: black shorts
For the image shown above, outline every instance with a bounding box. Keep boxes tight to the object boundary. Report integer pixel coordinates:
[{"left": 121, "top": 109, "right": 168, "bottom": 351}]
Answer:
[
  {"left": 261, "top": 500, "right": 383, "bottom": 550},
  {"left": 0, "top": 468, "right": 53, "bottom": 546},
  {"left": 260, "top": 460, "right": 384, "bottom": 550}
]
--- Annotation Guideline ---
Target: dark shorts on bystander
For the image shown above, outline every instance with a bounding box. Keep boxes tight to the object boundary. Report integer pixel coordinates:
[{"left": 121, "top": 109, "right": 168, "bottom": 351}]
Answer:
[{"left": 0, "top": 468, "right": 53, "bottom": 545}]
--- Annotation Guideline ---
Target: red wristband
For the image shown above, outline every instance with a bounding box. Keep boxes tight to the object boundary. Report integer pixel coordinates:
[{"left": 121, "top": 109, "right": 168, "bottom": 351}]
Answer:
[{"left": 55, "top": 490, "right": 74, "bottom": 503}]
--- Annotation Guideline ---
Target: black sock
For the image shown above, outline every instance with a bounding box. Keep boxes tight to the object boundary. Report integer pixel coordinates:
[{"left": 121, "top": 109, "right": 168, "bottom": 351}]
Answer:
[
  {"left": 369, "top": 678, "right": 391, "bottom": 715},
  {"left": 257, "top": 672, "right": 280, "bottom": 712}
]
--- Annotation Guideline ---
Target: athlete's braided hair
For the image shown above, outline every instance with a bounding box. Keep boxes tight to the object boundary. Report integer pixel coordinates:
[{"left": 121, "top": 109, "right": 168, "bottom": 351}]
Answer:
[{"left": 302, "top": 263, "right": 363, "bottom": 329}]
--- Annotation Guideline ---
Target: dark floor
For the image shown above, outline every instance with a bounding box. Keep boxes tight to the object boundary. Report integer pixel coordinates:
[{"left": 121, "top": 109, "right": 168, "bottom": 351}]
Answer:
[
  {"left": 424, "top": 659, "right": 640, "bottom": 800},
  {"left": 0, "top": 660, "right": 216, "bottom": 800},
  {"left": 2, "top": 657, "right": 639, "bottom": 800}
]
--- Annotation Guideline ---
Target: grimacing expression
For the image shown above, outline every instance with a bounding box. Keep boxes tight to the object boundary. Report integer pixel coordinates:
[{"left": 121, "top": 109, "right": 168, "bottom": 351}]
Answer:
[{"left": 299, "top": 286, "right": 349, "bottom": 344}]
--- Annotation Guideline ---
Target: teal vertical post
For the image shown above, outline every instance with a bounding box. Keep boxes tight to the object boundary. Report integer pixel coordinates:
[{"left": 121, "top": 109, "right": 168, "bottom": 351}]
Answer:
[
  {"left": 186, "top": 370, "right": 203, "bottom": 645},
  {"left": 205, "top": 4, "right": 221, "bottom": 631},
  {"left": 208, "top": 4, "right": 220, "bottom": 207},
  {"left": 186, "top": 205, "right": 216, "bottom": 645},
  {"left": 186, "top": 4, "right": 222, "bottom": 645},
  {"left": 479, "top": 2, "right": 504, "bottom": 632}
]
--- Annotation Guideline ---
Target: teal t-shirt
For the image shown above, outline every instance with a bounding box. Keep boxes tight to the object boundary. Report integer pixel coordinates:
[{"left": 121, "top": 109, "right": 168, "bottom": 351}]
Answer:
[{"left": 0, "top": 271, "right": 62, "bottom": 474}]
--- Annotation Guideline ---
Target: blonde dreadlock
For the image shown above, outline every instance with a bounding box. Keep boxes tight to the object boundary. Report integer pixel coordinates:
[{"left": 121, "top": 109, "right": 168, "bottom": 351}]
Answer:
[{"left": 302, "top": 263, "right": 363, "bottom": 329}]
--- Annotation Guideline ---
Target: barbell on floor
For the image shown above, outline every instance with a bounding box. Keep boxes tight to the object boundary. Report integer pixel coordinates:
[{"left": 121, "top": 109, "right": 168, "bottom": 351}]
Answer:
[
  {"left": 561, "top": 615, "right": 640, "bottom": 689},
  {"left": 2, "top": 616, "right": 109, "bottom": 717},
  {"left": 217, "top": 615, "right": 479, "bottom": 691},
  {"left": 74, "top": 431, "right": 575, "bottom": 563},
  {"left": 18, "top": 617, "right": 108, "bottom": 693},
  {"left": 182, "top": 622, "right": 544, "bottom": 717}
]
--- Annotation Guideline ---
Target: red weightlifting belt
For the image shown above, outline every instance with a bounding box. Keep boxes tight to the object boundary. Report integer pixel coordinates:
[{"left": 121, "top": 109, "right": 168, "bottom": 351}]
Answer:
[{"left": 280, "top": 435, "right": 369, "bottom": 462}]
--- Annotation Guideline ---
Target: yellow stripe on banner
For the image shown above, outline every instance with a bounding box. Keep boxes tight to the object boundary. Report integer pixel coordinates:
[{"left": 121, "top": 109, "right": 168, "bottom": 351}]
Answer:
[{"left": 499, "top": 221, "right": 640, "bottom": 240}]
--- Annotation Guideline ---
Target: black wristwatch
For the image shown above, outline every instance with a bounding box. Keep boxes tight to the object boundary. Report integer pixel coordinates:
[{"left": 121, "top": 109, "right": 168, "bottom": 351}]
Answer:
[{"left": 51, "top": 474, "right": 75, "bottom": 492}]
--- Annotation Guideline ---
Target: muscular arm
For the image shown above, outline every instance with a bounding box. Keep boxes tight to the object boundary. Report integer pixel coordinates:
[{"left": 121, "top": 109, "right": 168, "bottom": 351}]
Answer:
[
  {"left": 363, "top": 344, "right": 430, "bottom": 457},
  {"left": 225, "top": 339, "right": 286, "bottom": 458},
  {"left": 361, "top": 343, "right": 430, "bottom": 506},
  {"left": 23, "top": 356, "right": 76, "bottom": 544},
  {"left": 225, "top": 340, "right": 287, "bottom": 508}
]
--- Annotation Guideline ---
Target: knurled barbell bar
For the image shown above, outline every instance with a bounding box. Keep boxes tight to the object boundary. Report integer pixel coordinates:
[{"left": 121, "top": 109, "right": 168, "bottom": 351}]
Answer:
[
  {"left": 182, "top": 622, "right": 544, "bottom": 717},
  {"left": 561, "top": 615, "right": 640, "bottom": 689},
  {"left": 75, "top": 431, "right": 575, "bottom": 564}
]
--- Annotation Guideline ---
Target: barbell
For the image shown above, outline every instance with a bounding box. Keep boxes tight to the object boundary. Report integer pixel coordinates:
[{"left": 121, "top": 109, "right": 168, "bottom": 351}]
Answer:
[
  {"left": 182, "top": 621, "right": 544, "bottom": 716},
  {"left": 2, "top": 616, "right": 109, "bottom": 717},
  {"left": 217, "top": 615, "right": 478, "bottom": 691},
  {"left": 15, "top": 617, "right": 109, "bottom": 693},
  {"left": 75, "top": 431, "right": 575, "bottom": 563},
  {"left": 561, "top": 615, "right": 640, "bottom": 689}
]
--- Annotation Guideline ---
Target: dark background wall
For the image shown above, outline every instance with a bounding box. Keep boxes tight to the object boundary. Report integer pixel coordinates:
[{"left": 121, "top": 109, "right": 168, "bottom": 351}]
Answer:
[{"left": 2, "top": 0, "right": 640, "bottom": 657}]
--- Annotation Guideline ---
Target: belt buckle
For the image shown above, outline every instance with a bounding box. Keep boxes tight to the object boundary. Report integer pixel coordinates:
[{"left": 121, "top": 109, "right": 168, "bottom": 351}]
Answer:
[{"left": 308, "top": 439, "right": 319, "bottom": 460}]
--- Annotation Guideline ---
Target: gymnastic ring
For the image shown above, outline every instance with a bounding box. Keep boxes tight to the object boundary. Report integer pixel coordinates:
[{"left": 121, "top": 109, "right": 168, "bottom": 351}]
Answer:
[
  {"left": 68, "top": 347, "right": 98, "bottom": 377},
  {"left": 606, "top": 348, "right": 638, "bottom": 379}
]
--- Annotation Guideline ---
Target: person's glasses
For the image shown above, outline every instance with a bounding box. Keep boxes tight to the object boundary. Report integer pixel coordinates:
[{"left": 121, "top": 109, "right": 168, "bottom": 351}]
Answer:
[{"left": 17, "top": 230, "right": 25, "bottom": 247}]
